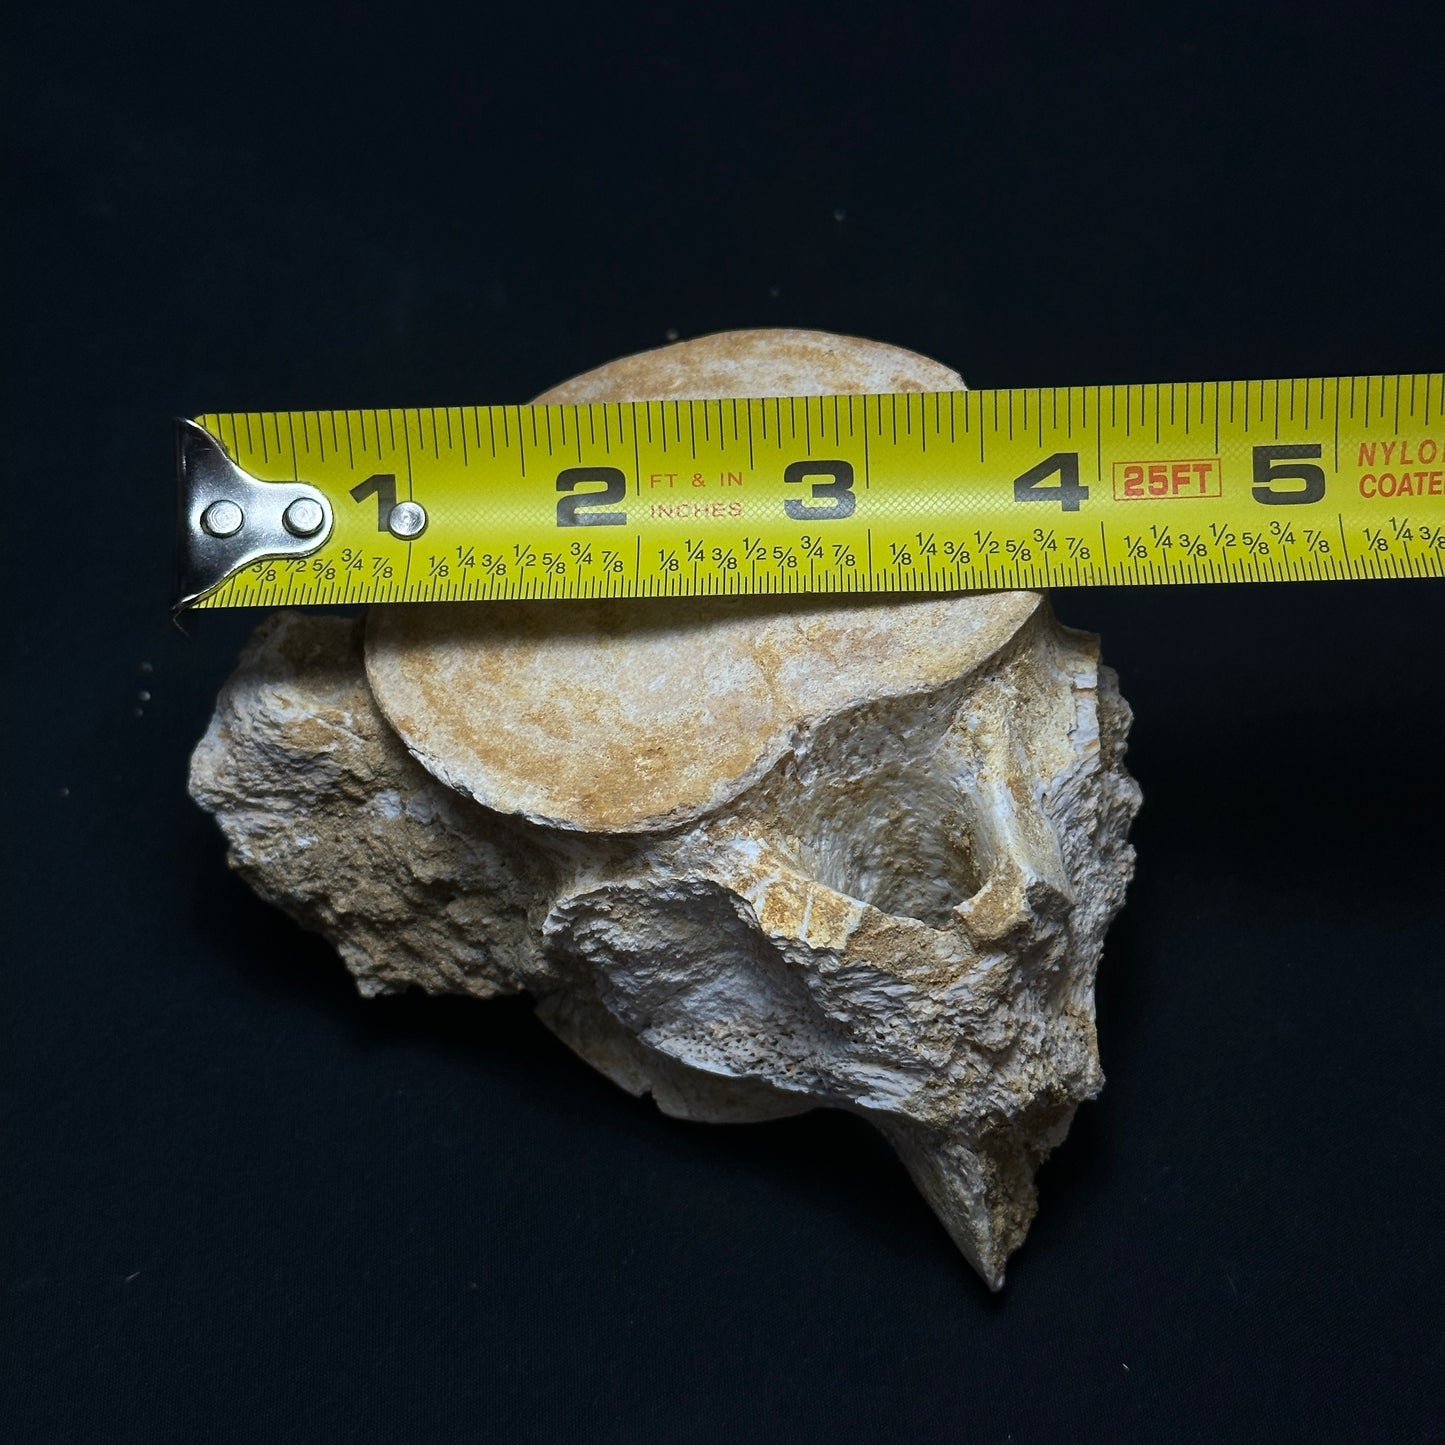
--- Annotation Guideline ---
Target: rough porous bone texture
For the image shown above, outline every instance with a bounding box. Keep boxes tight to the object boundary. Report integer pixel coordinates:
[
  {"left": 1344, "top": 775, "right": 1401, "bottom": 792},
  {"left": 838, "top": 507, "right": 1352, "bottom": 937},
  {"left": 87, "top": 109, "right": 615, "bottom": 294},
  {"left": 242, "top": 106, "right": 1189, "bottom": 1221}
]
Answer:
[{"left": 190, "top": 329, "right": 1141, "bottom": 1289}]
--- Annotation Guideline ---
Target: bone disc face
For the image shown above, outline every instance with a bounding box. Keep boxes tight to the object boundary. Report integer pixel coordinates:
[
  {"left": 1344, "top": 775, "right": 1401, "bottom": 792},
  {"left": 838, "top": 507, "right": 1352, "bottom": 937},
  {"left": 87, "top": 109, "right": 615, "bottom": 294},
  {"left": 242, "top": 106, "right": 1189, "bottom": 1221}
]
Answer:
[{"left": 365, "top": 329, "right": 1040, "bottom": 833}]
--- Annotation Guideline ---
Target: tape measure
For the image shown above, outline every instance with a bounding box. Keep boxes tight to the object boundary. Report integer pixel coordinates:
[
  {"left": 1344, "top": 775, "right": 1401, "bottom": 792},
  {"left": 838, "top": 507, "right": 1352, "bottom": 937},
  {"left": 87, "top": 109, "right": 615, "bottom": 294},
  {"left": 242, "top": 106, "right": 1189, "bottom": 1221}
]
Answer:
[{"left": 176, "top": 373, "right": 1444, "bottom": 610}]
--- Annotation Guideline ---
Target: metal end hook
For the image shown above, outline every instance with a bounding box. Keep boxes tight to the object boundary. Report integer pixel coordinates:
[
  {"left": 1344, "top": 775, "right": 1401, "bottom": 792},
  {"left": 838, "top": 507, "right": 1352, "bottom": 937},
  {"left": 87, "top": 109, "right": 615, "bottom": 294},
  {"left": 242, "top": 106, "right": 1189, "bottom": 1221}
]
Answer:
[{"left": 172, "top": 418, "right": 334, "bottom": 611}]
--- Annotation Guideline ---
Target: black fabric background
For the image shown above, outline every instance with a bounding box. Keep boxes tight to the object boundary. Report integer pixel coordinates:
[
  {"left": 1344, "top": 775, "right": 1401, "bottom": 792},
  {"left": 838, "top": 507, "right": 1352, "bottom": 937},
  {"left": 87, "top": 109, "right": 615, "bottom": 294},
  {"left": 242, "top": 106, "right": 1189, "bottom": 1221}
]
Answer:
[{"left": 4, "top": 4, "right": 1442, "bottom": 1441}]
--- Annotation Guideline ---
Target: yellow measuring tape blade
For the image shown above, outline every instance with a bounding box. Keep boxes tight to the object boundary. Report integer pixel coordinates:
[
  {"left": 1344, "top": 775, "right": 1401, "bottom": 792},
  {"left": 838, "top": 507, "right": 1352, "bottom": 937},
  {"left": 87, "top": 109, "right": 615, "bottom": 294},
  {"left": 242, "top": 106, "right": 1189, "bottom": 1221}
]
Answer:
[{"left": 184, "top": 373, "right": 1445, "bottom": 607}]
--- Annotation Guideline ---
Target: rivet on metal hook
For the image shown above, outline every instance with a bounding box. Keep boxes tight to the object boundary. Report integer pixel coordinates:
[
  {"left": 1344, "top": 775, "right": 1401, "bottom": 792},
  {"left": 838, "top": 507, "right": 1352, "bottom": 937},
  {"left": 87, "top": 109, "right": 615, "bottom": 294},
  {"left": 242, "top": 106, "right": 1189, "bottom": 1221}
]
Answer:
[{"left": 201, "top": 500, "right": 245, "bottom": 537}]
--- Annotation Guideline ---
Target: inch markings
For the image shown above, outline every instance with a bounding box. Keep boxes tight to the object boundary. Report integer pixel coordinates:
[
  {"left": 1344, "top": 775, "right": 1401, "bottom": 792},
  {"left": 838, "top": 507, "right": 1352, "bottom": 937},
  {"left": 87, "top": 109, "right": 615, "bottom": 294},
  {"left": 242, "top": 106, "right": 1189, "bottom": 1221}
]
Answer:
[{"left": 184, "top": 373, "right": 1445, "bottom": 609}]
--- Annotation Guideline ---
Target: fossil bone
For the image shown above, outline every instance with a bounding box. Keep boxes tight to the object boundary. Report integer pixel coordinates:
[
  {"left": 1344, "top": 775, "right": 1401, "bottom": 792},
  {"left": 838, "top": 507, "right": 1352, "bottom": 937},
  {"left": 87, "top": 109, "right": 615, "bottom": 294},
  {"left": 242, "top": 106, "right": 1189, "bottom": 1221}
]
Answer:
[{"left": 189, "top": 329, "right": 1141, "bottom": 1288}]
